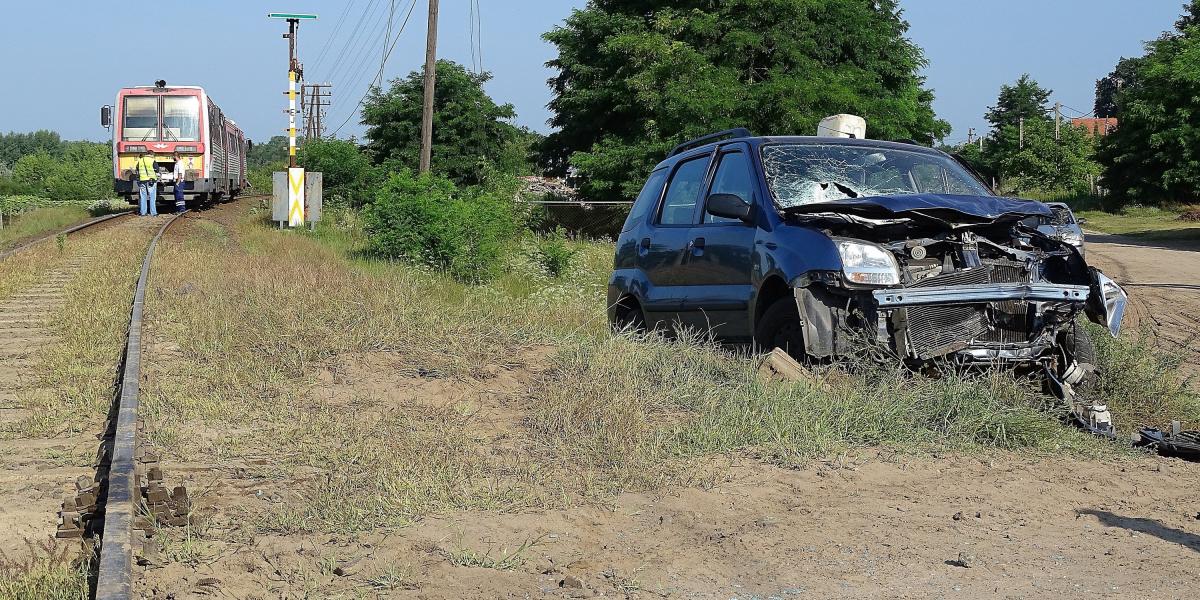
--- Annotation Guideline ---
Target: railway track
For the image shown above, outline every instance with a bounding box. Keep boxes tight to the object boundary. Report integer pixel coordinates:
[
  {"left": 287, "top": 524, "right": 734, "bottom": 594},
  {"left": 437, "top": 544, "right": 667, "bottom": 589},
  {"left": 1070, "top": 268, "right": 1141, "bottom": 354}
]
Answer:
[
  {"left": 2, "top": 209, "right": 191, "bottom": 598},
  {"left": 81, "top": 211, "right": 185, "bottom": 599}
]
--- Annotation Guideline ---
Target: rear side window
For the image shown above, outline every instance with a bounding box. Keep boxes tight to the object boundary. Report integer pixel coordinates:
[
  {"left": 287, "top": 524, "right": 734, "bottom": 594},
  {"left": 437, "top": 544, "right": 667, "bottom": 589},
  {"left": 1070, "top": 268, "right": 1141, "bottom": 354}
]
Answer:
[
  {"left": 622, "top": 169, "right": 668, "bottom": 232},
  {"left": 659, "top": 157, "right": 710, "bottom": 225}
]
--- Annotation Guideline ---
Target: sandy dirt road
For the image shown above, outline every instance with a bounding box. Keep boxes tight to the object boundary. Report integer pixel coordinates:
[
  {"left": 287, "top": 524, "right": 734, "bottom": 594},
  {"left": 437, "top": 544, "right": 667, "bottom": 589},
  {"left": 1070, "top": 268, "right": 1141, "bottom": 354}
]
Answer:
[
  {"left": 1084, "top": 234, "right": 1200, "bottom": 384},
  {"left": 142, "top": 453, "right": 1200, "bottom": 599}
]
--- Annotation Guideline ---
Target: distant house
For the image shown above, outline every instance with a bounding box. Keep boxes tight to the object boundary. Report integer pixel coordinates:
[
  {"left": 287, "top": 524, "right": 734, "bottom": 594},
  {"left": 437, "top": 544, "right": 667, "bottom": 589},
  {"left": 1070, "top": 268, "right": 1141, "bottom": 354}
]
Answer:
[{"left": 1072, "top": 117, "right": 1118, "bottom": 137}]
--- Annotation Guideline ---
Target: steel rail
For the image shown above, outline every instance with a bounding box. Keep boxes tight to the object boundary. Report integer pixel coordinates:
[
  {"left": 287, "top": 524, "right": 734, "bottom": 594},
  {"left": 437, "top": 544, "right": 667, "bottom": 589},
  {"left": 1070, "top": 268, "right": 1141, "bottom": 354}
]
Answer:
[
  {"left": 95, "top": 211, "right": 186, "bottom": 600},
  {"left": 0, "top": 210, "right": 134, "bottom": 261}
]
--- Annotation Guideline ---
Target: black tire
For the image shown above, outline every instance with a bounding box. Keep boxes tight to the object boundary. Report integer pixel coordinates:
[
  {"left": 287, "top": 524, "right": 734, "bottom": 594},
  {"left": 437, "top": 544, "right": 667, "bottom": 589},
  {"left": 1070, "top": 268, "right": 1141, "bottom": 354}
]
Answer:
[
  {"left": 1061, "top": 326, "right": 1098, "bottom": 391},
  {"left": 755, "top": 298, "right": 806, "bottom": 359},
  {"left": 612, "top": 297, "right": 647, "bottom": 333}
]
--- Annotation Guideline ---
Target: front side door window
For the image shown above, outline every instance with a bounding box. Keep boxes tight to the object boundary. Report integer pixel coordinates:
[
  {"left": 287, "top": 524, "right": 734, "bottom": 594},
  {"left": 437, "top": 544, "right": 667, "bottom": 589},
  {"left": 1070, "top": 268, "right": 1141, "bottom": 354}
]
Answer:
[{"left": 705, "top": 151, "right": 755, "bottom": 224}]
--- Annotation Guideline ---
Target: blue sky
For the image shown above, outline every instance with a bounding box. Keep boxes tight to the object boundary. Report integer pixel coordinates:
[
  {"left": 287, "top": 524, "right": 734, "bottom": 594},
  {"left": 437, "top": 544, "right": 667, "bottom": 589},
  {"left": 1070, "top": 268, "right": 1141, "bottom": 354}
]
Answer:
[{"left": 0, "top": 1, "right": 1186, "bottom": 145}]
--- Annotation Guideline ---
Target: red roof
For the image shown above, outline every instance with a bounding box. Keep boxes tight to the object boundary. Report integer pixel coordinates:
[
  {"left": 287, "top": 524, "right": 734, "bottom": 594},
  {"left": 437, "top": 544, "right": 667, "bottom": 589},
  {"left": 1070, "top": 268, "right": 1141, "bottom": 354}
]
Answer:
[{"left": 1072, "top": 118, "right": 1117, "bottom": 137}]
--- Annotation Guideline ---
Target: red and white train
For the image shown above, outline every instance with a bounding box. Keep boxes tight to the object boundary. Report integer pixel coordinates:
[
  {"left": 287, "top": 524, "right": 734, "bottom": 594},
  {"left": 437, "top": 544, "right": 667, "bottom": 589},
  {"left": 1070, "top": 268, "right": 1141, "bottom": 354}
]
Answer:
[{"left": 102, "top": 81, "right": 248, "bottom": 205}]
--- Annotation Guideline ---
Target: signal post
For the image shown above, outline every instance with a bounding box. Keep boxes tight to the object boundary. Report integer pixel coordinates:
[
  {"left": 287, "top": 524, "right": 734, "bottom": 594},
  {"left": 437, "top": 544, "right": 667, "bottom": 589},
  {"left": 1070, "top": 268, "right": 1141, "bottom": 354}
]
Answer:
[{"left": 269, "top": 12, "right": 323, "bottom": 229}]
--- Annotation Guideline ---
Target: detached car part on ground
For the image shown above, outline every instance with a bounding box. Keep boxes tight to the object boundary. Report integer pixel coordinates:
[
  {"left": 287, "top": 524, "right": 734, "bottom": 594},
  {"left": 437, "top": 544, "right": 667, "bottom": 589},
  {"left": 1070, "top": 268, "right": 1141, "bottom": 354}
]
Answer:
[{"left": 608, "top": 132, "right": 1131, "bottom": 438}]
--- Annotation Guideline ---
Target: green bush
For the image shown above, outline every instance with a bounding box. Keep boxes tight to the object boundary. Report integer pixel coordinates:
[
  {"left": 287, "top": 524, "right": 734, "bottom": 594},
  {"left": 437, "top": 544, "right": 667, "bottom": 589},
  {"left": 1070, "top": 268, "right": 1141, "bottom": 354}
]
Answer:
[
  {"left": 10, "top": 142, "right": 113, "bottom": 203},
  {"left": 362, "top": 170, "right": 516, "bottom": 283},
  {"left": 534, "top": 227, "right": 577, "bottom": 278},
  {"left": 0, "top": 195, "right": 54, "bottom": 216},
  {"left": 298, "top": 139, "right": 378, "bottom": 208},
  {"left": 247, "top": 162, "right": 283, "bottom": 196}
]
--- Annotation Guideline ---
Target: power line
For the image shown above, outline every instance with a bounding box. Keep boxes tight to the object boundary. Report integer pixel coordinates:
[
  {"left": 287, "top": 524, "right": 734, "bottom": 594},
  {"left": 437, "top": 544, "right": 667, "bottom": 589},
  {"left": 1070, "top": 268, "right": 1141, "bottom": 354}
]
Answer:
[
  {"left": 331, "top": 0, "right": 420, "bottom": 137},
  {"left": 1060, "top": 103, "right": 1095, "bottom": 118},
  {"left": 468, "top": 0, "right": 482, "bottom": 74},
  {"left": 310, "top": 0, "right": 357, "bottom": 73},
  {"left": 330, "top": 6, "right": 392, "bottom": 84},
  {"left": 468, "top": 0, "right": 477, "bottom": 73},
  {"left": 325, "top": 6, "right": 395, "bottom": 101},
  {"left": 326, "top": 12, "right": 398, "bottom": 126},
  {"left": 320, "top": 0, "right": 384, "bottom": 82},
  {"left": 474, "top": 0, "right": 483, "bottom": 74}
]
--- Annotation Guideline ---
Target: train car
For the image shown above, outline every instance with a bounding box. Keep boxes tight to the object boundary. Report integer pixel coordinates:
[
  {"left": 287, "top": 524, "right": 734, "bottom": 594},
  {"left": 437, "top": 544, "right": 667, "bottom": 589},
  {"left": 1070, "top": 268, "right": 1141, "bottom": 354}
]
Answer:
[{"left": 101, "top": 80, "right": 248, "bottom": 205}]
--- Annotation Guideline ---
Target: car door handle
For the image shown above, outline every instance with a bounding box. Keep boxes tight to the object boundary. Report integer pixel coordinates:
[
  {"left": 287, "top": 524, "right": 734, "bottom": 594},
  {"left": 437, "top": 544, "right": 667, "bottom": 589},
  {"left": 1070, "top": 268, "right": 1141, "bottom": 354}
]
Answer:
[
  {"left": 693, "top": 237, "right": 706, "bottom": 249},
  {"left": 689, "top": 237, "right": 705, "bottom": 257}
]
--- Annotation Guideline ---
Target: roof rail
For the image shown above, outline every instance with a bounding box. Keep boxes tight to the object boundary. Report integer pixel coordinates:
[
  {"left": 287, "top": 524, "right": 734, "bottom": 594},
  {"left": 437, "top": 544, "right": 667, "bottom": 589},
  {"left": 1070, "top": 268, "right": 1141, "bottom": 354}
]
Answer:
[{"left": 668, "top": 128, "right": 752, "bottom": 158}]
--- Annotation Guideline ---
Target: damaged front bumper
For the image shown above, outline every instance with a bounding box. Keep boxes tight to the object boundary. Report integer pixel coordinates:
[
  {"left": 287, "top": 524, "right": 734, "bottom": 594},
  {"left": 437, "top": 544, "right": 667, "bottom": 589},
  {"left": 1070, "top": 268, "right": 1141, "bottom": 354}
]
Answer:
[
  {"left": 873, "top": 283, "right": 1090, "bottom": 308},
  {"left": 864, "top": 271, "right": 1127, "bottom": 364}
]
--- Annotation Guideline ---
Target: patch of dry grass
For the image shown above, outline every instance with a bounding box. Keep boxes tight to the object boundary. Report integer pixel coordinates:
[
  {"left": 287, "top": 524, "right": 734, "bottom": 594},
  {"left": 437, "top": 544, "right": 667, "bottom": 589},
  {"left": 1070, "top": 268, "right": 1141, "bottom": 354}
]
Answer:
[
  {"left": 0, "top": 539, "right": 89, "bottom": 600},
  {"left": 2, "top": 230, "right": 151, "bottom": 439},
  {"left": 0, "top": 240, "right": 66, "bottom": 303},
  {"left": 0, "top": 206, "right": 94, "bottom": 250}
]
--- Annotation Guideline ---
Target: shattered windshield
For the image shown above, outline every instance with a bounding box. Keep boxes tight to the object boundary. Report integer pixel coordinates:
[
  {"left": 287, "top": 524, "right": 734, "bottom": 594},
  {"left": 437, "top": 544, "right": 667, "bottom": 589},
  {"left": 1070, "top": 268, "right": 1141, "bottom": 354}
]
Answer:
[{"left": 761, "top": 144, "right": 991, "bottom": 209}]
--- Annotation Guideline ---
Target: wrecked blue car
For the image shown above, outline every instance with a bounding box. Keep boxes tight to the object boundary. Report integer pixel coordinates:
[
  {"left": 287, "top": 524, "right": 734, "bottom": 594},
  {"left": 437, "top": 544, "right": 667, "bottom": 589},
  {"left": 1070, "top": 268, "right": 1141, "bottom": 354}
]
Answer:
[{"left": 607, "top": 130, "right": 1127, "bottom": 427}]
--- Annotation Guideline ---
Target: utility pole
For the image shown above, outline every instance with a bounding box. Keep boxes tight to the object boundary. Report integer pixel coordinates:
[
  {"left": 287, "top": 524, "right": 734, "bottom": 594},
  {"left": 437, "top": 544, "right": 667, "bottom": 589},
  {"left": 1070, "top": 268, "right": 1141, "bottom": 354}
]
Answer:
[
  {"left": 419, "top": 0, "right": 440, "bottom": 174},
  {"left": 1054, "top": 102, "right": 1062, "bottom": 141},
  {"left": 1019, "top": 117, "right": 1025, "bottom": 150},
  {"left": 302, "top": 83, "right": 332, "bottom": 140},
  {"left": 967, "top": 127, "right": 975, "bottom": 145}
]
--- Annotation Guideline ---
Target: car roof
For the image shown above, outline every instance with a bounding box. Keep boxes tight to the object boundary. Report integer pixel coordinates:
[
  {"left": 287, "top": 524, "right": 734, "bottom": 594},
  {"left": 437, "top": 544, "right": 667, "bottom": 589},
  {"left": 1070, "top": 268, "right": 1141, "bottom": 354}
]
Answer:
[{"left": 654, "top": 135, "right": 945, "bottom": 170}]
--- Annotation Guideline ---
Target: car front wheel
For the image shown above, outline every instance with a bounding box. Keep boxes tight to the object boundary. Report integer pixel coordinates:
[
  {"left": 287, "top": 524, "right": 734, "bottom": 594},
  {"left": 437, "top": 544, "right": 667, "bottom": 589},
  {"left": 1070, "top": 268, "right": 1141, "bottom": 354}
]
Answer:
[{"left": 755, "top": 298, "right": 806, "bottom": 359}]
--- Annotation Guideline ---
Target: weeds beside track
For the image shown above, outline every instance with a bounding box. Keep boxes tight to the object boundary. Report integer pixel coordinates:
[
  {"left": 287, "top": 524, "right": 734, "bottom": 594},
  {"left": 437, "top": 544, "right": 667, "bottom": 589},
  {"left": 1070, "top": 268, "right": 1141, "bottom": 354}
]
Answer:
[{"left": 0, "top": 211, "right": 132, "bottom": 262}]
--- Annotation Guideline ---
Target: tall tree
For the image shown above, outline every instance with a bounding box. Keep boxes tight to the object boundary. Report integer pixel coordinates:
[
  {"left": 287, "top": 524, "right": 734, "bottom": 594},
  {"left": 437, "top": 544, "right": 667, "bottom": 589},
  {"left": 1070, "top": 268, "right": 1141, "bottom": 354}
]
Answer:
[
  {"left": 984, "top": 74, "right": 1052, "bottom": 131},
  {"left": 541, "top": 0, "right": 950, "bottom": 201},
  {"left": 362, "top": 60, "right": 519, "bottom": 185},
  {"left": 1098, "top": 1, "right": 1200, "bottom": 204},
  {"left": 974, "top": 75, "right": 1098, "bottom": 193},
  {"left": 1093, "top": 57, "right": 1143, "bottom": 118}
]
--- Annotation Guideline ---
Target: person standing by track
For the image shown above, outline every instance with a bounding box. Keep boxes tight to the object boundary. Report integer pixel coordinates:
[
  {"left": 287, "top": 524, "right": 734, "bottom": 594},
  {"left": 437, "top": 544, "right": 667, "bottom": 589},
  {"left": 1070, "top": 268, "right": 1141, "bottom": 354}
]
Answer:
[
  {"left": 172, "top": 152, "right": 187, "bottom": 214},
  {"left": 134, "top": 151, "right": 159, "bottom": 217}
]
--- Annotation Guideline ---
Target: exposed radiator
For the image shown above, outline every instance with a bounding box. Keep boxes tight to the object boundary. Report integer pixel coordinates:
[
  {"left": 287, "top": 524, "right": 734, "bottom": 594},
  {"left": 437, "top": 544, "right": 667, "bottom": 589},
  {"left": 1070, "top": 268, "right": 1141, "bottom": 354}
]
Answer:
[{"left": 903, "top": 261, "right": 1033, "bottom": 358}]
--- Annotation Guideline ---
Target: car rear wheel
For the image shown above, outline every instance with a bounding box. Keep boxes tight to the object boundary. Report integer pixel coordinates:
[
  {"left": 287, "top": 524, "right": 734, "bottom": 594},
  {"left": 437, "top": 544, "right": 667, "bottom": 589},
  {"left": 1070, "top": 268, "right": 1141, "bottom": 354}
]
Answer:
[
  {"left": 612, "top": 297, "right": 647, "bottom": 333},
  {"left": 755, "top": 298, "right": 806, "bottom": 359}
]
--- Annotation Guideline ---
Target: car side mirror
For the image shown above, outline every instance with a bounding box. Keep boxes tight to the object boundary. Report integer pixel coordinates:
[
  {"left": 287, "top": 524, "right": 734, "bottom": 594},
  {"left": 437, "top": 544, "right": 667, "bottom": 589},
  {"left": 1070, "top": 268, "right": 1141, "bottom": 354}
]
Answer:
[
  {"left": 100, "top": 105, "right": 112, "bottom": 129},
  {"left": 707, "top": 193, "right": 753, "bottom": 222}
]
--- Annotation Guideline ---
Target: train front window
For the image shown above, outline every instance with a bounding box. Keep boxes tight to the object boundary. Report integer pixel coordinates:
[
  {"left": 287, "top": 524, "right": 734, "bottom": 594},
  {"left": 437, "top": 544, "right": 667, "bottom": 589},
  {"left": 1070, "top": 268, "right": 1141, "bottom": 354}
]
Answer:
[
  {"left": 122, "top": 97, "right": 159, "bottom": 141},
  {"left": 163, "top": 96, "right": 200, "bottom": 142}
]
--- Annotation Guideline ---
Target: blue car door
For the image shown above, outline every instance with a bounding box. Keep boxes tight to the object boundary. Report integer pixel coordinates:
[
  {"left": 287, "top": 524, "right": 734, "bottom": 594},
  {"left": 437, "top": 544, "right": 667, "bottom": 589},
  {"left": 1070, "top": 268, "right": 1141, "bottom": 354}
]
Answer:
[
  {"left": 638, "top": 153, "right": 711, "bottom": 331},
  {"left": 678, "top": 143, "right": 759, "bottom": 339}
]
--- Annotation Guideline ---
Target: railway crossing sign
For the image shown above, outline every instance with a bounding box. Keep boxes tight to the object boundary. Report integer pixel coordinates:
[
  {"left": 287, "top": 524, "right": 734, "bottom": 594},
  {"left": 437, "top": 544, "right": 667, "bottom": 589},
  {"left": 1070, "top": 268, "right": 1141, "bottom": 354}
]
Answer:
[{"left": 288, "top": 168, "right": 305, "bottom": 226}]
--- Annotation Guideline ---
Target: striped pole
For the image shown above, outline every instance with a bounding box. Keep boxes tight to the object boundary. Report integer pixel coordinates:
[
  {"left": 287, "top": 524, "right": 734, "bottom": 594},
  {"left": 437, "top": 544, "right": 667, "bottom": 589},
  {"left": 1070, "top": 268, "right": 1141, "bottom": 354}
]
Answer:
[{"left": 288, "top": 70, "right": 298, "bottom": 166}]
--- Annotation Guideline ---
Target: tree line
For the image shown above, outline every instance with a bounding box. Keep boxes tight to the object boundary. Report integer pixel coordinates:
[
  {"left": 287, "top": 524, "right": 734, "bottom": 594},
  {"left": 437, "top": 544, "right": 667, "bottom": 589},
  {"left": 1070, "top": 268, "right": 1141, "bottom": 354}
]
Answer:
[{"left": 6, "top": 1, "right": 1197, "bottom": 228}]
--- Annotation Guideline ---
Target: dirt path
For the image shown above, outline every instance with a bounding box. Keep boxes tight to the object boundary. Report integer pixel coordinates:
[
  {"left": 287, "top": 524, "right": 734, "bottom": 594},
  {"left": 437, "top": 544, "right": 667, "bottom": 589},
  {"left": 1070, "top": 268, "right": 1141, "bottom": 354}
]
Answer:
[
  {"left": 139, "top": 453, "right": 1200, "bottom": 599},
  {"left": 1084, "top": 233, "right": 1200, "bottom": 384}
]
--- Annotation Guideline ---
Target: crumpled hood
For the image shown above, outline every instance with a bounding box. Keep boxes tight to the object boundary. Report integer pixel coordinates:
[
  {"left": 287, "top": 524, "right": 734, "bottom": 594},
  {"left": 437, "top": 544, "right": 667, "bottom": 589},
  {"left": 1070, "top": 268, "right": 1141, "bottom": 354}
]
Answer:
[{"left": 783, "top": 193, "right": 1052, "bottom": 225}]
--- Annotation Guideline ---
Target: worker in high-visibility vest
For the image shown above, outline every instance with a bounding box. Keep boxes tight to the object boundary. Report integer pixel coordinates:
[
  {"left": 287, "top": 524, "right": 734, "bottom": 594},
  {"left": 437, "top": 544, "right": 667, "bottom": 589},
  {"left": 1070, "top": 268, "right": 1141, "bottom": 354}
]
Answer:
[{"left": 134, "top": 151, "right": 159, "bottom": 217}]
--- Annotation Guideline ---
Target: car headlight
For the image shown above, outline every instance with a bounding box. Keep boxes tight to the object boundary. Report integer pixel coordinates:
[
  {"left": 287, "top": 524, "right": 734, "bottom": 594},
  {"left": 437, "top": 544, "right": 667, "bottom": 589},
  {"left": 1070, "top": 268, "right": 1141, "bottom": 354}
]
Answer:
[{"left": 835, "top": 239, "right": 901, "bottom": 286}]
